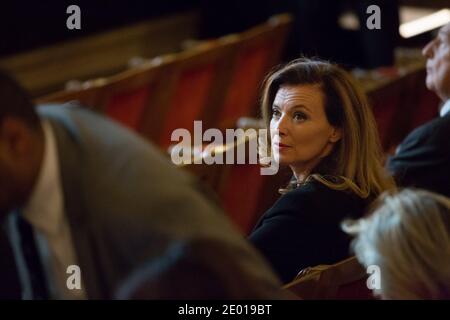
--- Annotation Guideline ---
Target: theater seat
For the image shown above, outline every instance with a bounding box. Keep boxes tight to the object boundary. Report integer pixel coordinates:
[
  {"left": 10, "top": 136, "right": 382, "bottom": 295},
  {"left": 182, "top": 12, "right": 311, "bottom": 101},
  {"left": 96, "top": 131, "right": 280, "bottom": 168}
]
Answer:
[{"left": 283, "top": 256, "right": 374, "bottom": 300}]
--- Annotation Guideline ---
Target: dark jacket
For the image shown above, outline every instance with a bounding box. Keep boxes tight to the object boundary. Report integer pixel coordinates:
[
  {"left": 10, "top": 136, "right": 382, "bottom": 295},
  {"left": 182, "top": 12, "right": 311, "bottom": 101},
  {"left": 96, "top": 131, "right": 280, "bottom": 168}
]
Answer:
[
  {"left": 387, "top": 113, "right": 450, "bottom": 197},
  {"left": 249, "top": 180, "right": 367, "bottom": 283}
]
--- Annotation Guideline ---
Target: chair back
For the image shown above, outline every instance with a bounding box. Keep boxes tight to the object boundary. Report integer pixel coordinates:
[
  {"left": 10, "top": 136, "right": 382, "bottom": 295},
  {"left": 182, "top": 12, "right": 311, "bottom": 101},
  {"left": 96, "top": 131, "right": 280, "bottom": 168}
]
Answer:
[{"left": 283, "top": 256, "right": 374, "bottom": 300}]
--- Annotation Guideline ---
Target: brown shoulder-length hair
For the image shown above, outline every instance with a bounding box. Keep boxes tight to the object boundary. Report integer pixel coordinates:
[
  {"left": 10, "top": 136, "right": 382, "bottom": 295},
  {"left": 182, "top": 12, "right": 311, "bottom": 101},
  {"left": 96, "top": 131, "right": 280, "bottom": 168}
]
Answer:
[{"left": 260, "top": 58, "right": 395, "bottom": 198}]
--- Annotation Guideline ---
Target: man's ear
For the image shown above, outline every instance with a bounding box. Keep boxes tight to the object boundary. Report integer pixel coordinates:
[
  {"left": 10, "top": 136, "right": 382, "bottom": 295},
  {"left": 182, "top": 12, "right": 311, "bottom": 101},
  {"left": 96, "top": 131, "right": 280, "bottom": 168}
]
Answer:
[
  {"left": 329, "top": 127, "right": 342, "bottom": 143},
  {"left": 0, "top": 117, "right": 34, "bottom": 157}
]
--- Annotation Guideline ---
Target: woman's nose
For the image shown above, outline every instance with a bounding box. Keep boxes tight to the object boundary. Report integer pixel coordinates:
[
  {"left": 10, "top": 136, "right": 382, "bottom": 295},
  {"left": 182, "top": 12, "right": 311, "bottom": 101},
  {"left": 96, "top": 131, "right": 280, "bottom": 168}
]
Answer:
[{"left": 275, "top": 115, "right": 289, "bottom": 136}]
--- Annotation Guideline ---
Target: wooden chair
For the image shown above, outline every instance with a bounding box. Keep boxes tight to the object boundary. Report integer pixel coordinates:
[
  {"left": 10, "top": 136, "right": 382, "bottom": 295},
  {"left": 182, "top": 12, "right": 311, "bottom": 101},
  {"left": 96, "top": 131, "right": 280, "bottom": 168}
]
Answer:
[
  {"left": 362, "top": 64, "right": 426, "bottom": 152},
  {"left": 366, "top": 69, "right": 408, "bottom": 151},
  {"left": 34, "top": 77, "right": 107, "bottom": 110},
  {"left": 406, "top": 68, "right": 440, "bottom": 132},
  {"left": 212, "top": 130, "right": 269, "bottom": 234},
  {"left": 175, "top": 129, "right": 275, "bottom": 234},
  {"left": 216, "top": 14, "right": 293, "bottom": 130},
  {"left": 176, "top": 143, "right": 225, "bottom": 199},
  {"left": 35, "top": 59, "right": 175, "bottom": 139},
  {"left": 94, "top": 57, "right": 175, "bottom": 132},
  {"left": 151, "top": 36, "right": 239, "bottom": 149},
  {"left": 377, "top": 67, "right": 439, "bottom": 157},
  {"left": 283, "top": 256, "right": 374, "bottom": 300}
]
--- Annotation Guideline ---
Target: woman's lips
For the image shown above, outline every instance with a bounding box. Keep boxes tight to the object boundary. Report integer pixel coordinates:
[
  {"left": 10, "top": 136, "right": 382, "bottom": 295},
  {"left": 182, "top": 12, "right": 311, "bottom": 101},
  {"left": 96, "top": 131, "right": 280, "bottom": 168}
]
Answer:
[
  {"left": 278, "top": 143, "right": 291, "bottom": 147},
  {"left": 274, "top": 142, "right": 291, "bottom": 149}
]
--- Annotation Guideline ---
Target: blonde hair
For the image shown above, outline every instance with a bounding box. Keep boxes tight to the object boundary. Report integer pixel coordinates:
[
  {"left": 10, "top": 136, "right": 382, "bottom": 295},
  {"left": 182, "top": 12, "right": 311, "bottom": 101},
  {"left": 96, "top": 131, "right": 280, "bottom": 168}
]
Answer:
[
  {"left": 260, "top": 58, "right": 395, "bottom": 198},
  {"left": 343, "top": 189, "right": 450, "bottom": 299}
]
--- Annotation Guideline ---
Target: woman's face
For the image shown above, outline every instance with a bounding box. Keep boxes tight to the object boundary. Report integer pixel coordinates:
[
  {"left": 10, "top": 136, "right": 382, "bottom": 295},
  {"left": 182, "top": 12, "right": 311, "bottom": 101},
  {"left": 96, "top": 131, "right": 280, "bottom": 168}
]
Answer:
[{"left": 270, "top": 84, "right": 341, "bottom": 177}]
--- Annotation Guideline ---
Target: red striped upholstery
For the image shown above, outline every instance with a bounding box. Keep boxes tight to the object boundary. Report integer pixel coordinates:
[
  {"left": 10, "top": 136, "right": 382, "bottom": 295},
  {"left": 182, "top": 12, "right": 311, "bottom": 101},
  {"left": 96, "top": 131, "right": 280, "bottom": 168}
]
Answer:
[
  {"left": 220, "top": 164, "right": 265, "bottom": 234},
  {"left": 159, "top": 64, "right": 216, "bottom": 148},
  {"left": 408, "top": 82, "right": 440, "bottom": 131},
  {"left": 371, "top": 92, "right": 402, "bottom": 150},
  {"left": 220, "top": 44, "right": 271, "bottom": 125},
  {"left": 105, "top": 86, "right": 152, "bottom": 130}
]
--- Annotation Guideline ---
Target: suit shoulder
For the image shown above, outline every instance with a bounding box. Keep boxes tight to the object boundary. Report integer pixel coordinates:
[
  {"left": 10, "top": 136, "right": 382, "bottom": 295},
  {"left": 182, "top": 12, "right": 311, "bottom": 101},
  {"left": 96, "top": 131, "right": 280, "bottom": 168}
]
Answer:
[
  {"left": 37, "top": 102, "right": 98, "bottom": 120},
  {"left": 403, "top": 115, "right": 450, "bottom": 145}
]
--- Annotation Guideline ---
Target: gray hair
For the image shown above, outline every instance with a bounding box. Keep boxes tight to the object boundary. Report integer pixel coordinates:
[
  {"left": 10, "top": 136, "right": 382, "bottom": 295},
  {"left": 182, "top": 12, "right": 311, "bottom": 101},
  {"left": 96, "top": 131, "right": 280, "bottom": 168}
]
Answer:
[{"left": 343, "top": 189, "right": 450, "bottom": 299}]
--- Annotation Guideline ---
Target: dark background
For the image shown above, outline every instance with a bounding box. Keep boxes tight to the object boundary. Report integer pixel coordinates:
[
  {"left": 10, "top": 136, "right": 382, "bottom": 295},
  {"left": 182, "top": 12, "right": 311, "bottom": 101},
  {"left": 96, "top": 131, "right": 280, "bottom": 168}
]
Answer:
[
  {"left": 1, "top": 1, "right": 420, "bottom": 69},
  {"left": 1, "top": 1, "right": 202, "bottom": 57}
]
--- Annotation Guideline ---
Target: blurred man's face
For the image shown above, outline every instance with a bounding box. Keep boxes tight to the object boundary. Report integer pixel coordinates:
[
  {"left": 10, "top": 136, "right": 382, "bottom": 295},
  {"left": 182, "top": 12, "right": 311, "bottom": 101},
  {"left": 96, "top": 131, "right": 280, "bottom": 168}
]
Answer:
[
  {"left": 0, "top": 151, "right": 21, "bottom": 218},
  {"left": 423, "top": 23, "right": 450, "bottom": 100},
  {"left": 0, "top": 118, "right": 43, "bottom": 219}
]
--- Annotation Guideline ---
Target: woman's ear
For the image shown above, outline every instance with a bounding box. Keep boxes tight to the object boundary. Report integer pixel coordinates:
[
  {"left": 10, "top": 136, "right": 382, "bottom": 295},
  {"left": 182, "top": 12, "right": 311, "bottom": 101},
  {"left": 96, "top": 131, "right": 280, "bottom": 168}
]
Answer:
[{"left": 329, "top": 127, "right": 342, "bottom": 143}]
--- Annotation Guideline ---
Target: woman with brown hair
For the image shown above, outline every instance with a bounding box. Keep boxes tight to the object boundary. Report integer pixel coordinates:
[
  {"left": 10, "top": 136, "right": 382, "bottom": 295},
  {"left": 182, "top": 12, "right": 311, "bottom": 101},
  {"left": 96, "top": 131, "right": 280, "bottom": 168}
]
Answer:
[{"left": 249, "top": 58, "right": 395, "bottom": 283}]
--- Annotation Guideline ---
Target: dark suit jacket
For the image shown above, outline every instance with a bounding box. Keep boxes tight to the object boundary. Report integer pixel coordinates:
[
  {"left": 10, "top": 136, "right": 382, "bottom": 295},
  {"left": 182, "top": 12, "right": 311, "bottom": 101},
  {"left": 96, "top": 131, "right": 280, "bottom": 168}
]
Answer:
[
  {"left": 387, "top": 113, "right": 450, "bottom": 197},
  {"left": 0, "top": 104, "right": 282, "bottom": 299},
  {"left": 249, "top": 180, "right": 367, "bottom": 283}
]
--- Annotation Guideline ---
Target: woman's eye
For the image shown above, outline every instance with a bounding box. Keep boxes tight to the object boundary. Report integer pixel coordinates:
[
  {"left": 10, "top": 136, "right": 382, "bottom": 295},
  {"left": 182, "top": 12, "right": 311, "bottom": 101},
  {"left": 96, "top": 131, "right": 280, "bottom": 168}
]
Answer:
[
  {"left": 293, "top": 112, "right": 307, "bottom": 121},
  {"left": 272, "top": 109, "right": 281, "bottom": 118}
]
